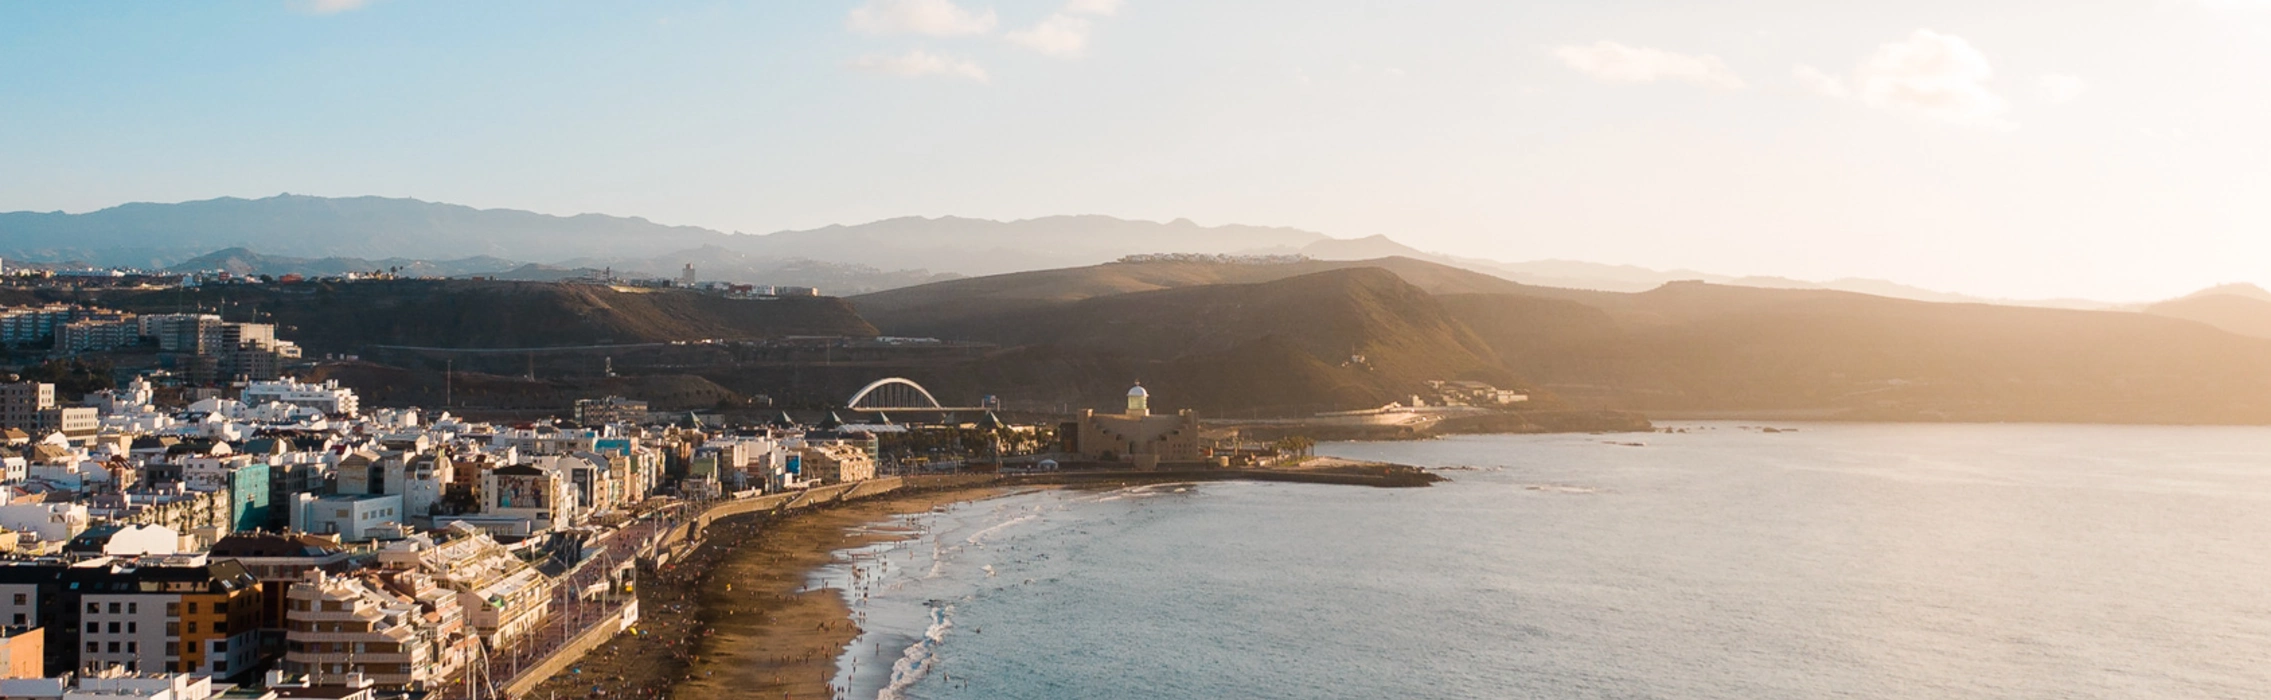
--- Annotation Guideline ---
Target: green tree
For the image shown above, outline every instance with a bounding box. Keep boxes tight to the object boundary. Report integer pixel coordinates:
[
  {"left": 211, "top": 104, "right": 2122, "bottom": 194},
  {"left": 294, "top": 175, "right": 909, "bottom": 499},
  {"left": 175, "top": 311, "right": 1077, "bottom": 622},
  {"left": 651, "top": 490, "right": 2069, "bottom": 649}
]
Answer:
[
  {"left": 1274, "top": 435, "right": 1316, "bottom": 458},
  {"left": 24, "top": 358, "right": 115, "bottom": 398}
]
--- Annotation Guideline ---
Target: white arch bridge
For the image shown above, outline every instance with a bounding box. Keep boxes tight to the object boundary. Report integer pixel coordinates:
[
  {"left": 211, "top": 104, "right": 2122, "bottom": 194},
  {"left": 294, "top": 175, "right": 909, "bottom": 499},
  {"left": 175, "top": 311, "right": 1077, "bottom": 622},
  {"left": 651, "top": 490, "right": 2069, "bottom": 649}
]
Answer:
[{"left": 845, "top": 377, "right": 992, "bottom": 413}]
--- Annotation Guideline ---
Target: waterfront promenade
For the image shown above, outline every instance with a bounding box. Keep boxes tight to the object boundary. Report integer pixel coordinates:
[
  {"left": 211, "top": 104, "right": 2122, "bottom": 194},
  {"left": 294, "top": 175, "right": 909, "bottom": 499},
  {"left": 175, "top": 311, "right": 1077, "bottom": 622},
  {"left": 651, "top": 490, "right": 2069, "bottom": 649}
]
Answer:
[
  {"left": 433, "top": 476, "right": 947, "bottom": 699},
  {"left": 458, "top": 465, "right": 1422, "bottom": 698}
]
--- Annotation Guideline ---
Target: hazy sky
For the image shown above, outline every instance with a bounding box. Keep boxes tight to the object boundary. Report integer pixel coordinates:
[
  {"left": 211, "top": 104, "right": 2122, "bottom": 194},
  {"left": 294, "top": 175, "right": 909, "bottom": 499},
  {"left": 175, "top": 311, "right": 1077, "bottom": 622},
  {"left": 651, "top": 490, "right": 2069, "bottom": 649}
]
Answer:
[{"left": 3, "top": 1, "right": 2267, "bottom": 300}]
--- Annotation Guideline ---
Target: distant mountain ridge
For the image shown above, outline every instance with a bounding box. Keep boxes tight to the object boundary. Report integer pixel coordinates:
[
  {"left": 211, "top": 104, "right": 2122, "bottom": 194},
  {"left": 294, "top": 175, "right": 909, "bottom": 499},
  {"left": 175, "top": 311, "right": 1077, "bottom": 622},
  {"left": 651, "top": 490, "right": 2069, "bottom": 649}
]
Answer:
[
  {"left": 0, "top": 194, "right": 1336, "bottom": 276},
  {"left": 2144, "top": 283, "right": 2271, "bottom": 340},
  {"left": 0, "top": 193, "right": 2162, "bottom": 306},
  {"left": 167, "top": 247, "right": 526, "bottom": 278}
]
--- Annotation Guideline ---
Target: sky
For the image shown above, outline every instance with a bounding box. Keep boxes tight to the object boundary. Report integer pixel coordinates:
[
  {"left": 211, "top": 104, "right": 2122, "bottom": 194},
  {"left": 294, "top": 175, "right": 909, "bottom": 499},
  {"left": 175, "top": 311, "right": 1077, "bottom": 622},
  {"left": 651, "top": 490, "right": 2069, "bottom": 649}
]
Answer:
[{"left": 2, "top": 0, "right": 2268, "bottom": 301}]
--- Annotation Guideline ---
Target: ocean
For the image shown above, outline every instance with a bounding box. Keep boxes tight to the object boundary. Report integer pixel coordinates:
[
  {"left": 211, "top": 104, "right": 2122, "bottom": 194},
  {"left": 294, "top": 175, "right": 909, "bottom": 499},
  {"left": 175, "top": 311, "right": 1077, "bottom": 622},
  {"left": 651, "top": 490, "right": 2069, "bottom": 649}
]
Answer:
[{"left": 808, "top": 423, "right": 2271, "bottom": 699}]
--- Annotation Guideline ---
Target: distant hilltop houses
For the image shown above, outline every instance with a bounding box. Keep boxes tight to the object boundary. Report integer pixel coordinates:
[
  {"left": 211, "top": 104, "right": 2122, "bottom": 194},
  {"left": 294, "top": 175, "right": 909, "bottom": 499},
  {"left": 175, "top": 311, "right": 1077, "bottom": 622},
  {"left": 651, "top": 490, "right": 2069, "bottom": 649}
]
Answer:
[
  {"left": 0, "top": 303, "right": 303, "bottom": 385},
  {"left": 0, "top": 256, "right": 830, "bottom": 299},
  {"left": 561, "top": 264, "right": 821, "bottom": 298},
  {"left": 1116, "top": 253, "right": 1312, "bottom": 265}
]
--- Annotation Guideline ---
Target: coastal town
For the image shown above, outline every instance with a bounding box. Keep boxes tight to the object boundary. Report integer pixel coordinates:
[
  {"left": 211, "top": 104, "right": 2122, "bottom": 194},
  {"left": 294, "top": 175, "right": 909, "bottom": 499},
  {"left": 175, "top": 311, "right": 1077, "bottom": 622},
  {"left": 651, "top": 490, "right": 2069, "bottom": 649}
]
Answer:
[{"left": 0, "top": 269, "right": 1440, "bottom": 700}]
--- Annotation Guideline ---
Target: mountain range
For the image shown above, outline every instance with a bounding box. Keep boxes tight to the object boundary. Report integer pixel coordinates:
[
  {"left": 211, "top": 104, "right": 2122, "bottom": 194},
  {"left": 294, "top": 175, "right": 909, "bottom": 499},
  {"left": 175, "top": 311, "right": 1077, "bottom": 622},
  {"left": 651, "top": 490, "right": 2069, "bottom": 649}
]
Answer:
[{"left": 0, "top": 194, "right": 2145, "bottom": 304}]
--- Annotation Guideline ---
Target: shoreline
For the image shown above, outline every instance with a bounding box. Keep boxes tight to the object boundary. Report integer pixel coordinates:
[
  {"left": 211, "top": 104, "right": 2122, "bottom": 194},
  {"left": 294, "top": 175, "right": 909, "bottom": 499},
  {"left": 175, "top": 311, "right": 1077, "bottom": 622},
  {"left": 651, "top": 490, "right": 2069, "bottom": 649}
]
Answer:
[
  {"left": 519, "top": 484, "right": 1010, "bottom": 699},
  {"left": 517, "top": 465, "right": 1430, "bottom": 699}
]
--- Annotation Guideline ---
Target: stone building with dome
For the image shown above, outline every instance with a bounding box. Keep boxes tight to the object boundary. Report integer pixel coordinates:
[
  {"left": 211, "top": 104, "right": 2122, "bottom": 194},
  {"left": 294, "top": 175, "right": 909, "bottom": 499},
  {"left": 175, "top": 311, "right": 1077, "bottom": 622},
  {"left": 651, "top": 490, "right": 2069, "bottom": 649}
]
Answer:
[{"left": 1068, "top": 383, "right": 1202, "bottom": 469}]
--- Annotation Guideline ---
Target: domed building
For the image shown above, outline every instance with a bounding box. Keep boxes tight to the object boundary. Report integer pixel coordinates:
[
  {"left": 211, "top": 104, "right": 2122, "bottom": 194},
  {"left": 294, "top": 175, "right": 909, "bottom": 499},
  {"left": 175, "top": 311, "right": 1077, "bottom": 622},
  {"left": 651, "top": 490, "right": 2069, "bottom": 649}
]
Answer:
[{"left": 1068, "top": 382, "right": 1202, "bottom": 469}]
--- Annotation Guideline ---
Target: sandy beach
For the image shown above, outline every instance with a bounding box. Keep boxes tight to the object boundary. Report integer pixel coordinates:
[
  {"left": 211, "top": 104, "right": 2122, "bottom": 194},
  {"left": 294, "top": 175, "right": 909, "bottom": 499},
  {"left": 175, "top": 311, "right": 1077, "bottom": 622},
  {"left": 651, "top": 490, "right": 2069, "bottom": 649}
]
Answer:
[{"left": 521, "top": 486, "right": 1006, "bottom": 700}]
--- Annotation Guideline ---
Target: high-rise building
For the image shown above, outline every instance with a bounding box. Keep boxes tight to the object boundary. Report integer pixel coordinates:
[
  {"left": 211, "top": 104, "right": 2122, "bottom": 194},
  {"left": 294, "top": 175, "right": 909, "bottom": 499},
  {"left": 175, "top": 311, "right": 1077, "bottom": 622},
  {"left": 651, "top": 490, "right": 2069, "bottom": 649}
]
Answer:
[
  {"left": 141, "top": 314, "right": 225, "bottom": 354},
  {"left": 0, "top": 382, "right": 55, "bottom": 431},
  {"left": 280, "top": 570, "right": 474, "bottom": 690}
]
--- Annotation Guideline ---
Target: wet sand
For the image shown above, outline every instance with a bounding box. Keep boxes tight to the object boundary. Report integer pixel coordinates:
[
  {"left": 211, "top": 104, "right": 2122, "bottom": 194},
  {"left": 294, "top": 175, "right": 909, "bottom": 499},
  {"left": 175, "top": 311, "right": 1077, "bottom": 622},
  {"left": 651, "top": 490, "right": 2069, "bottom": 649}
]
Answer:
[{"left": 522, "top": 486, "right": 1004, "bottom": 700}]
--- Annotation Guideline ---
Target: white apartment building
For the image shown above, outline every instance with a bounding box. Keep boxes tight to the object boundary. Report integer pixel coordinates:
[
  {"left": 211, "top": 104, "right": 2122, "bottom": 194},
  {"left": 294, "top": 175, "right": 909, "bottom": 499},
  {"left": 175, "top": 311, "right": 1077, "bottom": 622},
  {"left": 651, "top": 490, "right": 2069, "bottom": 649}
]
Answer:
[
  {"left": 287, "top": 494, "right": 402, "bottom": 543},
  {"left": 237, "top": 381, "right": 357, "bottom": 418},
  {"left": 0, "top": 503, "right": 91, "bottom": 543},
  {"left": 0, "top": 668, "right": 216, "bottom": 700}
]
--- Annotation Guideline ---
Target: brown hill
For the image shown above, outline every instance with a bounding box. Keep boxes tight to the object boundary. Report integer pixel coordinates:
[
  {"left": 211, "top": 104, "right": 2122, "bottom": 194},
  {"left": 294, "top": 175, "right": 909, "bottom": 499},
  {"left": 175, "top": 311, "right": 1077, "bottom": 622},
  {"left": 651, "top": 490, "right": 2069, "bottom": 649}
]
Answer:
[
  {"left": 306, "top": 361, "right": 741, "bottom": 412},
  {"left": 75, "top": 279, "right": 875, "bottom": 354},
  {"left": 1445, "top": 281, "right": 2271, "bottom": 423},
  {"left": 850, "top": 256, "right": 1539, "bottom": 337},
  {"left": 2145, "top": 289, "right": 2271, "bottom": 340},
  {"left": 885, "top": 268, "right": 1519, "bottom": 415},
  {"left": 852, "top": 260, "right": 2271, "bottom": 424}
]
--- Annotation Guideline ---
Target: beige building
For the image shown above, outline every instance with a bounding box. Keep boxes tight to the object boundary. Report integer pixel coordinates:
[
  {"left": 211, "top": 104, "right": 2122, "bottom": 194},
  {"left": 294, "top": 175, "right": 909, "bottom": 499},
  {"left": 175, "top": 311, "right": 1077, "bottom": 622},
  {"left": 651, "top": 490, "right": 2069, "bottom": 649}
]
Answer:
[
  {"left": 1070, "top": 384, "right": 1202, "bottom": 469},
  {"left": 375, "top": 525, "right": 552, "bottom": 649},
  {"left": 0, "top": 626, "right": 40, "bottom": 679},
  {"left": 281, "top": 570, "right": 473, "bottom": 690},
  {"left": 795, "top": 442, "right": 875, "bottom": 485},
  {"left": 572, "top": 396, "right": 648, "bottom": 426}
]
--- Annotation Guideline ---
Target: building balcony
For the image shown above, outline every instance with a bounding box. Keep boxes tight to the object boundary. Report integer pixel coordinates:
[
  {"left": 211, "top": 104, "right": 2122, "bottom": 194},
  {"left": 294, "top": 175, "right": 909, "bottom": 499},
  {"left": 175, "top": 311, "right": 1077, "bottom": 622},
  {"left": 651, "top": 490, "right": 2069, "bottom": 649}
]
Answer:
[{"left": 284, "top": 651, "right": 421, "bottom": 665}]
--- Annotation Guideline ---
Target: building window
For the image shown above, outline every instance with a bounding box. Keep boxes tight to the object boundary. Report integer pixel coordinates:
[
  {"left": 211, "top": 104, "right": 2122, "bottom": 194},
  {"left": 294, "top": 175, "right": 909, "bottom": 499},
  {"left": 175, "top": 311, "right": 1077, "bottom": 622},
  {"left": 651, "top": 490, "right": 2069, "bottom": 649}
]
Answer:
[
  {"left": 186, "top": 602, "right": 198, "bottom": 614},
  {"left": 10, "top": 594, "right": 23, "bottom": 605},
  {"left": 165, "top": 661, "right": 178, "bottom": 673},
  {"left": 106, "top": 642, "right": 119, "bottom": 653},
  {"left": 126, "top": 642, "right": 136, "bottom": 653},
  {"left": 186, "top": 622, "right": 197, "bottom": 634},
  {"left": 108, "top": 602, "right": 120, "bottom": 614},
  {"left": 85, "top": 642, "right": 96, "bottom": 653},
  {"left": 85, "top": 622, "right": 97, "bottom": 633},
  {"left": 11, "top": 614, "right": 22, "bottom": 626},
  {"left": 107, "top": 622, "right": 119, "bottom": 634},
  {"left": 85, "top": 602, "right": 98, "bottom": 614},
  {"left": 127, "top": 622, "right": 136, "bottom": 634},
  {"left": 166, "top": 622, "right": 178, "bottom": 636},
  {"left": 127, "top": 602, "right": 137, "bottom": 614},
  {"left": 166, "top": 602, "right": 179, "bottom": 617},
  {"left": 165, "top": 641, "right": 178, "bottom": 655}
]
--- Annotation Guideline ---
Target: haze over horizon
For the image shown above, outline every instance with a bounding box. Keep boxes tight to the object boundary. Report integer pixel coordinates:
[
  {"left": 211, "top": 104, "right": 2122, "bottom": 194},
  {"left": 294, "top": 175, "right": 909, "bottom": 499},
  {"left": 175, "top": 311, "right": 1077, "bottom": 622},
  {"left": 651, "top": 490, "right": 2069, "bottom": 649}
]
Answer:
[{"left": 4, "top": 1, "right": 2268, "bottom": 301}]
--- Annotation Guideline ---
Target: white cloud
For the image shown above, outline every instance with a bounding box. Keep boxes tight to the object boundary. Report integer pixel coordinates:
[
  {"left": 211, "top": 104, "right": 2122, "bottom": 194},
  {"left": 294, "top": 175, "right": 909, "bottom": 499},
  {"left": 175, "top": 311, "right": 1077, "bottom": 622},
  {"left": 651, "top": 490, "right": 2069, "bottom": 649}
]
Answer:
[
  {"left": 1006, "top": 14, "right": 1092, "bottom": 56},
  {"left": 2036, "top": 74, "right": 2088, "bottom": 104},
  {"left": 300, "top": 0, "right": 372, "bottom": 14},
  {"left": 1064, "top": 0, "right": 1122, "bottom": 16},
  {"left": 1799, "top": 29, "right": 2011, "bottom": 129},
  {"left": 847, "top": 0, "right": 997, "bottom": 36},
  {"left": 1793, "top": 65, "right": 1849, "bottom": 98},
  {"left": 849, "top": 50, "right": 990, "bottom": 82},
  {"left": 1552, "top": 42, "right": 1746, "bottom": 90}
]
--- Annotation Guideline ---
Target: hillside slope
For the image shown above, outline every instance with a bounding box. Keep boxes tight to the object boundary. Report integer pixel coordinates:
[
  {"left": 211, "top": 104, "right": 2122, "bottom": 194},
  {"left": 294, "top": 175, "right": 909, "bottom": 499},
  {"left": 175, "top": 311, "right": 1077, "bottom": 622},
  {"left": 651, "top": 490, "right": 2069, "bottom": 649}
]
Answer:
[
  {"left": 851, "top": 256, "right": 1544, "bottom": 336},
  {"left": 74, "top": 280, "right": 876, "bottom": 354},
  {"left": 1445, "top": 282, "right": 2271, "bottom": 423},
  {"left": 912, "top": 268, "right": 1519, "bottom": 415}
]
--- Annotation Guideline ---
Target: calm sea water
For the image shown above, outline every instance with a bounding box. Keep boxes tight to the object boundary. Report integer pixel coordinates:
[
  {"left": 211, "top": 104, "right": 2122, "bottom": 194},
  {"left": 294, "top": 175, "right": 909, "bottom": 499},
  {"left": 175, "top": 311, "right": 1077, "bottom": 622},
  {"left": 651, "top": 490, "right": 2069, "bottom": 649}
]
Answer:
[{"left": 807, "top": 423, "right": 2271, "bottom": 699}]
